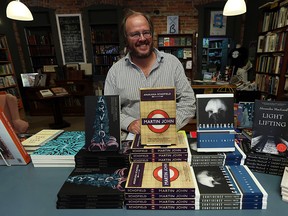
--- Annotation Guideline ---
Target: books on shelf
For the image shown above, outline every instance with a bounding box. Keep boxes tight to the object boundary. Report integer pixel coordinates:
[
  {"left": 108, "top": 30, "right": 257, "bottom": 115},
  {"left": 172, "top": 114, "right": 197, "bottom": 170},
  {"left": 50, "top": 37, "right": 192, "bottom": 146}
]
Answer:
[
  {"left": 85, "top": 95, "right": 121, "bottom": 152},
  {"left": 251, "top": 100, "right": 288, "bottom": 156},
  {"left": 140, "top": 87, "right": 177, "bottom": 145},
  {"left": 0, "top": 108, "right": 30, "bottom": 165},
  {"left": 22, "top": 129, "right": 64, "bottom": 153}
]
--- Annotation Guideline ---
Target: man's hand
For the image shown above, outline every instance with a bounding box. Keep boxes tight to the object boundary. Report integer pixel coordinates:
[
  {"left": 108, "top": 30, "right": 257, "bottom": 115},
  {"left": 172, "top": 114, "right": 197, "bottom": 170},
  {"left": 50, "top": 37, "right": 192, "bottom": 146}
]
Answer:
[{"left": 128, "top": 119, "right": 141, "bottom": 134}]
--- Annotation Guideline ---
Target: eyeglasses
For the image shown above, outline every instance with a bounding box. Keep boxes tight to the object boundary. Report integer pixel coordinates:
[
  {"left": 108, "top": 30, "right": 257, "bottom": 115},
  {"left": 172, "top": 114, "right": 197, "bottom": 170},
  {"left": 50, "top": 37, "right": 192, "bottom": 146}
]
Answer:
[{"left": 127, "top": 30, "right": 152, "bottom": 39}]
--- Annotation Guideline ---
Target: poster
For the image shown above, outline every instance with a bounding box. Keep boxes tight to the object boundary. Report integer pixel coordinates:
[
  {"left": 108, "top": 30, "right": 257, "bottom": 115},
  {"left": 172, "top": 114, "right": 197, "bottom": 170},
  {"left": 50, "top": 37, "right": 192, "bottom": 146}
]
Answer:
[
  {"left": 210, "top": 11, "right": 227, "bottom": 36},
  {"left": 167, "top": 16, "right": 179, "bottom": 34}
]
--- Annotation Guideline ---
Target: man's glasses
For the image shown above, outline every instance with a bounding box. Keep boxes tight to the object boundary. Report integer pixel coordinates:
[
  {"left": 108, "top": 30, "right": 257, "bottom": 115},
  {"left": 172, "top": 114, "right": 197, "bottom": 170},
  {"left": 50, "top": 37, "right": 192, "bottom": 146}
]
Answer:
[{"left": 128, "top": 30, "right": 152, "bottom": 39}]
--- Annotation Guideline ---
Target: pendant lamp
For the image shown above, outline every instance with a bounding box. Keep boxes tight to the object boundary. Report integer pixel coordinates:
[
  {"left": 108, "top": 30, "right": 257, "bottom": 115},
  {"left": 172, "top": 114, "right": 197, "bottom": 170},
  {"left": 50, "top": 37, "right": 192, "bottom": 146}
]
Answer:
[
  {"left": 223, "top": 0, "right": 247, "bottom": 16},
  {"left": 6, "top": 0, "right": 33, "bottom": 21}
]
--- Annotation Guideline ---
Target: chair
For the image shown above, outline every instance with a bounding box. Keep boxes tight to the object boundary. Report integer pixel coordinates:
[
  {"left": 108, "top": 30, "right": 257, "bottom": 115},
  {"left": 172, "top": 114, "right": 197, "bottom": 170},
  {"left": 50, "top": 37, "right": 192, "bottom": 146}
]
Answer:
[{"left": 0, "top": 93, "right": 29, "bottom": 134}]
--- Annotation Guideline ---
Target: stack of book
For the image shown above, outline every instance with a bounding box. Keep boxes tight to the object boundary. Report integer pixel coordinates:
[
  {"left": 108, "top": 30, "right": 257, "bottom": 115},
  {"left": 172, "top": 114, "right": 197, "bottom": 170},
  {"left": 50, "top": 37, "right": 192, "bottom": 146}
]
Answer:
[
  {"left": 196, "top": 94, "right": 236, "bottom": 152},
  {"left": 129, "top": 131, "right": 190, "bottom": 163},
  {"left": 125, "top": 161, "right": 198, "bottom": 210},
  {"left": 30, "top": 131, "right": 85, "bottom": 167},
  {"left": 281, "top": 167, "right": 288, "bottom": 202},
  {"left": 74, "top": 148, "right": 130, "bottom": 169},
  {"left": 188, "top": 137, "right": 246, "bottom": 166},
  {"left": 192, "top": 165, "right": 268, "bottom": 210},
  {"left": 241, "top": 100, "right": 288, "bottom": 176},
  {"left": 56, "top": 167, "right": 128, "bottom": 209}
]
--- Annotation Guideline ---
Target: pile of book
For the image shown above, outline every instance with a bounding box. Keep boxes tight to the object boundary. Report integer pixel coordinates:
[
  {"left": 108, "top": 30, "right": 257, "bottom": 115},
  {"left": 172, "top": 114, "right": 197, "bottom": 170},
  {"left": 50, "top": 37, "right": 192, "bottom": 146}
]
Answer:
[
  {"left": 129, "top": 131, "right": 190, "bottom": 163},
  {"left": 30, "top": 131, "right": 85, "bottom": 167},
  {"left": 281, "top": 167, "right": 288, "bottom": 202},
  {"left": 125, "top": 161, "right": 198, "bottom": 210},
  {"left": 239, "top": 100, "right": 288, "bottom": 176},
  {"left": 192, "top": 165, "right": 268, "bottom": 210},
  {"left": 188, "top": 137, "right": 246, "bottom": 166},
  {"left": 56, "top": 167, "right": 128, "bottom": 209}
]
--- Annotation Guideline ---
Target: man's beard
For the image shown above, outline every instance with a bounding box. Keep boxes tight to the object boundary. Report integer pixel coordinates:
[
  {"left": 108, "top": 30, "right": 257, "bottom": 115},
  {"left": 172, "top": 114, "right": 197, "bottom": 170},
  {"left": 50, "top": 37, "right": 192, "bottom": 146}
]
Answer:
[{"left": 129, "top": 41, "right": 154, "bottom": 59}]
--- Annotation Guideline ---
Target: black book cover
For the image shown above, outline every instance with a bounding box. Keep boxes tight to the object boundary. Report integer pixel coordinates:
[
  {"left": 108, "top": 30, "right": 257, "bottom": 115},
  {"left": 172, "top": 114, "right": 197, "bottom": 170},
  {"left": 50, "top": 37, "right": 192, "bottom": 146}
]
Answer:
[
  {"left": 84, "top": 96, "right": 121, "bottom": 152},
  {"left": 251, "top": 100, "right": 288, "bottom": 157},
  {"left": 57, "top": 167, "right": 128, "bottom": 199}
]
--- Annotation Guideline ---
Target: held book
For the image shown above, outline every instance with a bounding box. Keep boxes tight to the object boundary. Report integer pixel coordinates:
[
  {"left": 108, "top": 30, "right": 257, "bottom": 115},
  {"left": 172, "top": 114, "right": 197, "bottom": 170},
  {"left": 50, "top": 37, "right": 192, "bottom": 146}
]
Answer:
[
  {"left": 251, "top": 100, "right": 288, "bottom": 156},
  {"left": 0, "top": 108, "right": 30, "bottom": 165},
  {"left": 85, "top": 95, "right": 121, "bottom": 152},
  {"left": 140, "top": 87, "right": 177, "bottom": 145}
]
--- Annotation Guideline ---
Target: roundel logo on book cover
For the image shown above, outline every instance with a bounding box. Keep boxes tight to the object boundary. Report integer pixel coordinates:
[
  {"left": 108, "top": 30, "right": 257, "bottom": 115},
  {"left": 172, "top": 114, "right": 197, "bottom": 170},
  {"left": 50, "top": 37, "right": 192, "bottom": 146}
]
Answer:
[
  {"left": 153, "top": 164, "right": 179, "bottom": 183},
  {"left": 146, "top": 109, "right": 173, "bottom": 133}
]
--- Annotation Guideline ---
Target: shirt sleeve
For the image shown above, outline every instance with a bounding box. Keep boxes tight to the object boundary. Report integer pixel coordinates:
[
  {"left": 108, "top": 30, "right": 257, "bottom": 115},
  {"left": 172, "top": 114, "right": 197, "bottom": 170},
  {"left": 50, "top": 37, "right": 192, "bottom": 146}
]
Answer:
[
  {"left": 104, "top": 67, "right": 137, "bottom": 132},
  {"left": 174, "top": 62, "right": 196, "bottom": 130}
]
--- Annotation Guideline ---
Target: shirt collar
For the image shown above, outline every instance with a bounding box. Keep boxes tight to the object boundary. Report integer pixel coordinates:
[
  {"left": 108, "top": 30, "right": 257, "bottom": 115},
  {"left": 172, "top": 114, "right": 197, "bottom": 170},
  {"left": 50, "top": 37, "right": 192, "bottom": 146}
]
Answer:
[{"left": 124, "top": 48, "right": 164, "bottom": 64}]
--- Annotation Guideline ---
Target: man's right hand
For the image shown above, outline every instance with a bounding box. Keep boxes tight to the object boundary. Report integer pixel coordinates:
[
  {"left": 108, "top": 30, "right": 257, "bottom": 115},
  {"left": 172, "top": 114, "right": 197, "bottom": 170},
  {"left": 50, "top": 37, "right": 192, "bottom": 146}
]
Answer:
[{"left": 128, "top": 119, "right": 141, "bottom": 134}]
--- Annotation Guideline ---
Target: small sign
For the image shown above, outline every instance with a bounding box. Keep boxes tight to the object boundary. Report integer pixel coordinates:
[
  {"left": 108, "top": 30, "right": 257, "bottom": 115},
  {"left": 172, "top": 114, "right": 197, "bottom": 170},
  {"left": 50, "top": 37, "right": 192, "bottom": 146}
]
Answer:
[{"left": 167, "top": 16, "right": 179, "bottom": 34}]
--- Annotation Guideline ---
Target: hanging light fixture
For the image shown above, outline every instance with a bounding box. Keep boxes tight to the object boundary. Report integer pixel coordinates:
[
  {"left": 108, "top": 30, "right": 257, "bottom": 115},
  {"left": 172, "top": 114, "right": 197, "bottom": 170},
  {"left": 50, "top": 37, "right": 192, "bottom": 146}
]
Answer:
[
  {"left": 223, "top": 0, "right": 247, "bottom": 16},
  {"left": 6, "top": 0, "right": 33, "bottom": 21}
]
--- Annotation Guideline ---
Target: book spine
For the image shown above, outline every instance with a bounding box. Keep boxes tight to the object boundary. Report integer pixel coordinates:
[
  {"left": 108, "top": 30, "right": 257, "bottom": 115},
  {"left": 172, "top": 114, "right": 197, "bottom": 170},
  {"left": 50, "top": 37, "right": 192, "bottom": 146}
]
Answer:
[
  {"left": 130, "top": 157, "right": 188, "bottom": 162},
  {"left": 125, "top": 204, "right": 196, "bottom": 210},
  {"left": 125, "top": 188, "right": 195, "bottom": 194},
  {"left": 0, "top": 111, "right": 30, "bottom": 164},
  {"left": 125, "top": 193, "right": 196, "bottom": 199},
  {"left": 130, "top": 153, "right": 188, "bottom": 158},
  {"left": 131, "top": 148, "right": 187, "bottom": 154},
  {"left": 125, "top": 199, "right": 196, "bottom": 205}
]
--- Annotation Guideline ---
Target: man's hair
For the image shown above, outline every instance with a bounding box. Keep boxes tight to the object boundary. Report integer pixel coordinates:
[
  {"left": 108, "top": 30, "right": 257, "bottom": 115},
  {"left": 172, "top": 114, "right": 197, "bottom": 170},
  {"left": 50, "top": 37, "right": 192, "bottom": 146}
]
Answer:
[{"left": 121, "top": 10, "right": 154, "bottom": 44}]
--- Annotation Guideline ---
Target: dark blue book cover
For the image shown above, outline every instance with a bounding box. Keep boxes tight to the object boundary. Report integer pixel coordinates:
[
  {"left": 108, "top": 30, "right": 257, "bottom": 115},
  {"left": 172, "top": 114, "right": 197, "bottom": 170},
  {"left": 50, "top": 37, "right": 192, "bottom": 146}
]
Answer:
[{"left": 85, "top": 96, "right": 120, "bottom": 152}]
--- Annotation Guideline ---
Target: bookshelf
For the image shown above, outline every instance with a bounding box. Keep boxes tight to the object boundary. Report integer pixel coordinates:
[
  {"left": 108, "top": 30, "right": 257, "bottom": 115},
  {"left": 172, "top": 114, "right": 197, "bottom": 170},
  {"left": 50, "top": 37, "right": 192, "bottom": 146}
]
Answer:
[
  {"left": 90, "top": 24, "right": 120, "bottom": 79},
  {"left": 0, "top": 35, "right": 23, "bottom": 108},
  {"left": 24, "top": 26, "right": 57, "bottom": 73},
  {"left": 157, "top": 34, "right": 193, "bottom": 81},
  {"left": 255, "top": 0, "right": 288, "bottom": 100}
]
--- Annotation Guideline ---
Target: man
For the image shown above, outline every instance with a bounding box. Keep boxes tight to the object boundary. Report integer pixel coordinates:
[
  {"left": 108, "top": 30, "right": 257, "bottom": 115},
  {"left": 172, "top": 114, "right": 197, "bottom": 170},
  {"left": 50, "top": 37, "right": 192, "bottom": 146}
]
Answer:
[{"left": 104, "top": 10, "right": 196, "bottom": 134}]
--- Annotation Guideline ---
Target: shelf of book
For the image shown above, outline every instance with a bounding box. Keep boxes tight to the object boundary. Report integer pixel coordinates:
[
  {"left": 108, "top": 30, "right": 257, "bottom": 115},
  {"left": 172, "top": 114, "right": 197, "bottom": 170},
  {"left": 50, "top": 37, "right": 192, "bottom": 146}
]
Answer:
[
  {"left": 0, "top": 35, "right": 23, "bottom": 109},
  {"left": 157, "top": 34, "right": 193, "bottom": 81},
  {"left": 255, "top": 0, "right": 288, "bottom": 100}
]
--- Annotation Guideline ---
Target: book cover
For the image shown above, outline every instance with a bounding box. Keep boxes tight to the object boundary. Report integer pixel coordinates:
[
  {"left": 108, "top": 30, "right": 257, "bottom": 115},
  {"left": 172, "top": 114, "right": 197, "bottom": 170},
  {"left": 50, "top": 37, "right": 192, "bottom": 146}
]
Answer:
[
  {"left": 20, "top": 73, "right": 38, "bottom": 87},
  {"left": 39, "top": 89, "right": 54, "bottom": 97},
  {"left": 85, "top": 95, "right": 120, "bottom": 152},
  {"left": 251, "top": 100, "right": 288, "bottom": 156},
  {"left": 50, "top": 87, "right": 69, "bottom": 96},
  {"left": 130, "top": 131, "right": 188, "bottom": 154},
  {"left": 34, "top": 74, "right": 47, "bottom": 87},
  {"left": 281, "top": 167, "right": 288, "bottom": 189},
  {"left": 125, "top": 161, "right": 196, "bottom": 194},
  {"left": 140, "top": 87, "right": 177, "bottom": 145},
  {"left": 22, "top": 129, "right": 64, "bottom": 149},
  {"left": 196, "top": 94, "right": 234, "bottom": 131},
  {"left": 57, "top": 167, "right": 128, "bottom": 198},
  {"left": 238, "top": 101, "right": 254, "bottom": 128},
  {"left": 31, "top": 131, "right": 85, "bottom": 161},
  {"left": 0, "top": 109, "right": 30, "bottom": 165}
]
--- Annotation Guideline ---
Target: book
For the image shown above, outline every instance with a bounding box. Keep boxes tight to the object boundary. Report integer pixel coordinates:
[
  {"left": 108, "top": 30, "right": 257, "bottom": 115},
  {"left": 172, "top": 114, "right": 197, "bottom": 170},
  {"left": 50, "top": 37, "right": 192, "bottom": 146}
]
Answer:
[
  {"left": 238, "top": 102, "right": 255, "bottom": 128},
  {"left": 39, "top": 89, "right": 54, "bottom": 97},
  {"left": 130, "top": 131, "right": 188, "bottom": 154},
  {"left": 140, "top": 87, "right": 177, "bottom": 145},
  {"left": 0, "top": 108, "right": 30, "bottom": 165},
  {"left": 196, "top": 93, "right": 235, "bottom": 131},
  {"left": 251, "top": 100, "right": 288, "bottom": 156},
  {"left": 84, "top": 95, "right": 121, "bottom": 152},
  {"left": 34, "top": 74, "right": 47, "bottom": 87},
  {"left": 22, "top": 129, "right": 64, "bottom": 151},
  {"left": 50, "top": 87, "right": 69, "bottom": 96},
  {"left": 125, "top": 161, "right": 196, "bottom": 194},
  {"left": 281, "top": 166, "right": 288, "bottom": 189},
  {"left": 20, "top": 73, "right": 38, "bottom": 87}
]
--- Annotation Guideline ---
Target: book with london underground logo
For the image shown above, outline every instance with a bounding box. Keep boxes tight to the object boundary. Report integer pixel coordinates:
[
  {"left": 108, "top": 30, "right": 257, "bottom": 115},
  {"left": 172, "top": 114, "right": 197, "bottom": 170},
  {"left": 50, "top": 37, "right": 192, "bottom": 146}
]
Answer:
[{"left": 140, "top": 87, "right": 177, "bottom": 145}]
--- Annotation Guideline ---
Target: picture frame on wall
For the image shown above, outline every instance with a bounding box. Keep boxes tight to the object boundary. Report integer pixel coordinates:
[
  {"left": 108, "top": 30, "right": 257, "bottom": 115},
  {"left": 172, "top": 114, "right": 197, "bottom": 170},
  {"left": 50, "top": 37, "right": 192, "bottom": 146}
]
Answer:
[{"left": 209, "top": 11, "right": 227, "bottom": 36}]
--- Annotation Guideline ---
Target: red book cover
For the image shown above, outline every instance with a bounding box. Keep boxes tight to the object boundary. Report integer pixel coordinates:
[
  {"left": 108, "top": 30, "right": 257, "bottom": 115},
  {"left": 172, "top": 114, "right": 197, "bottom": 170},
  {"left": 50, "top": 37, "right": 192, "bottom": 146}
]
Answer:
[{"left": 0, "top": 108, "right": 31, "bottom": 165}]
